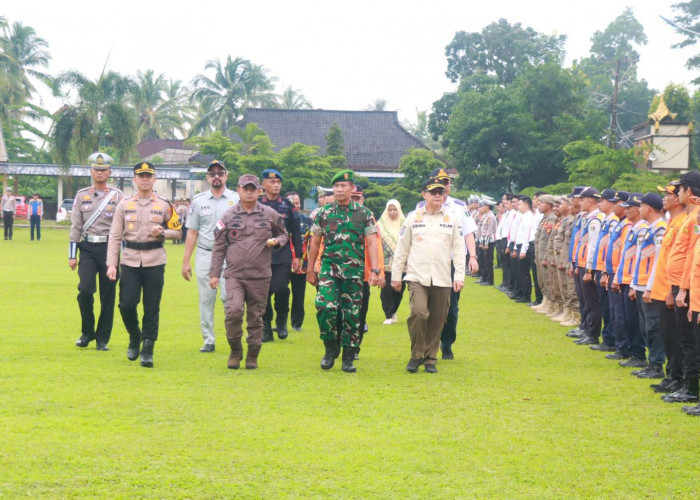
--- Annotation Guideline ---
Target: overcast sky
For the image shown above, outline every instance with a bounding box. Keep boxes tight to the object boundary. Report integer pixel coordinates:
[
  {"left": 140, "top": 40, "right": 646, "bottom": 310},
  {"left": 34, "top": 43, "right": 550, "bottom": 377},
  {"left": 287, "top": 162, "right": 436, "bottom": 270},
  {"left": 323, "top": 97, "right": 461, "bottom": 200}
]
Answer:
[{"left": 5, "top": 0, "right": 699, "bottom": 126}]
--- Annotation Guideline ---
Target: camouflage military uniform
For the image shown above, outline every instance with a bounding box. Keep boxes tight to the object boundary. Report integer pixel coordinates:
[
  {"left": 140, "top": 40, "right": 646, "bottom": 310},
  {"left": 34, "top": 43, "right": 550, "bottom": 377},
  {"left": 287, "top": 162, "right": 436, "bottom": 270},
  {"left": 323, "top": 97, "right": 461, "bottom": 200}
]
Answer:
[
  {"left": 311, "top": 200, "right": 377, "bottom": 348},
  {"left": 558, "top": 214, "right": 578, "bottom": 313}
]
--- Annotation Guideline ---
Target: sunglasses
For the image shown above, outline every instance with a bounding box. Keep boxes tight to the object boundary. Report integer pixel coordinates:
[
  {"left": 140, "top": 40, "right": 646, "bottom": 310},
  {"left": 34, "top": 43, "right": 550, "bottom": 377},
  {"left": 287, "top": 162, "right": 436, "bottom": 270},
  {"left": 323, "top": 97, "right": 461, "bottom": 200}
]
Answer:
[
  {"left": 428, "top": 189, "right": 446, "bottom": 196},
  {"left": 208, "top": 171, "right": 226, "bottom": 178}
]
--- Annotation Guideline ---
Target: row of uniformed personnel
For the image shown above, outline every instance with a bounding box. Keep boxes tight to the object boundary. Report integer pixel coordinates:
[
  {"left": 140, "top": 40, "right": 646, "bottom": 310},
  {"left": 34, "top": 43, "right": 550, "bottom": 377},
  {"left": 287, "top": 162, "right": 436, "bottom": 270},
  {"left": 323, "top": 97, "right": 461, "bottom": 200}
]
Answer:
[{"left": 494, "top": 176, "right": 700, "bottom": 417}]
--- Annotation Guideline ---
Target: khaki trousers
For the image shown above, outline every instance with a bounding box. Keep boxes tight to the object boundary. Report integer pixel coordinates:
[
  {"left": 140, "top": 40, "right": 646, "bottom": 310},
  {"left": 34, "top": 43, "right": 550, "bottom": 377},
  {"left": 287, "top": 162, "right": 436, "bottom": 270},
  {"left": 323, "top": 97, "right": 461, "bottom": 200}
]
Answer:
[{"left": 407, "top": 282, "right": 452, "bottom": 362}]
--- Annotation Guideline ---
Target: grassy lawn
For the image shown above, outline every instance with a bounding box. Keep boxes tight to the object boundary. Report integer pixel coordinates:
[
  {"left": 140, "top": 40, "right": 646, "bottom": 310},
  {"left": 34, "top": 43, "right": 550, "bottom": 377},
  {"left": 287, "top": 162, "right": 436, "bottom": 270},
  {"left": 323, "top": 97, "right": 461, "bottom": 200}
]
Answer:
[{"left": 0, "top": 228, "right": 697, "bottom": 498}]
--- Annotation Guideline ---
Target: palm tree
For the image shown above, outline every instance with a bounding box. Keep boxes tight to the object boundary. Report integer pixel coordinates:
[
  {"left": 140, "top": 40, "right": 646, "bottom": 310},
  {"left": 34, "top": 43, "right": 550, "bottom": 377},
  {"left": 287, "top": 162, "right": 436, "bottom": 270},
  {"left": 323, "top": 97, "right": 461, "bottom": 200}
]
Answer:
[
  {"left": 50, "top": 69, "right": 138, "bottom": 166},
  {"left": 133, "top": 70, "right": 189, "bottom": 140},
  {"left": 229, "top": 122, "right": 268, "bottom": 154},
  {"left": 190, "top": 56, "right": 277, "bottom": 135},
  {"left": 277, "top": 86, "right": 312, "bottom": 109},
  {"left": 365, "top": 99, "right": 388, "bottom": 111},
  {"left": 0, "top": 21, "right": 51, "bottom": 103}
]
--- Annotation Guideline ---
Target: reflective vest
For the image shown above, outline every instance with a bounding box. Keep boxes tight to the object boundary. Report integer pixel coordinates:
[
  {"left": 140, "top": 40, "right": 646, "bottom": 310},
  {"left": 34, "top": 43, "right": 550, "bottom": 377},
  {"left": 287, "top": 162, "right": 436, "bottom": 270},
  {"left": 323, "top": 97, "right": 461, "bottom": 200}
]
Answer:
[
  {"left": 576, "top": 211, "right": 604, "bottom": 268},
  {"left": 569, "top": 214, "right": 584, "bottom": 264},
  {"left": 632, "top": 219, "right": 667, "bottom": 287},
  {"left": 593, "top": 213, "right": 619, "bottom": 271},
  {"left": 651, "top": 213, "right": 683, "bottom": 301},
  {"left": 615, "top": 221, "right": 648, "bottom": 285},
  {"left": 606, "top": 218, "right": 630, "bottom": 275}
]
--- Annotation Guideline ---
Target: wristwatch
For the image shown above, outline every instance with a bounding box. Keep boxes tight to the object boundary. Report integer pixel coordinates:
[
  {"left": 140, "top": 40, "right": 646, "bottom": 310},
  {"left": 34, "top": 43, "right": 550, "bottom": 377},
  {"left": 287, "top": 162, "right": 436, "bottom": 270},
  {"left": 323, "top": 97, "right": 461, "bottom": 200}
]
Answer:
[{"left": 371, "top": 268, "right": 381, "bottom": 275}]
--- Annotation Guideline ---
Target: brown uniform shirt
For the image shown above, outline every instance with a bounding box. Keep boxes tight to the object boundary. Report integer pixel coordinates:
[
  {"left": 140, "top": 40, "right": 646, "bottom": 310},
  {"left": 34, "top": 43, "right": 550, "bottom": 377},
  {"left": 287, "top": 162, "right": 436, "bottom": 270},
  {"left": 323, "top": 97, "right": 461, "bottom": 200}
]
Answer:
[
  {"left": 69, "top": 186, "right": 124, "bottom": 241},
  {"left": 209, "top": 202, "right": 289, "bottom": 280},
  {"left": 107, "top": 192, "right": 181, "bottom": 268},
  {"left": 536, "top": 213, "right": 558, "bottom": 262}
]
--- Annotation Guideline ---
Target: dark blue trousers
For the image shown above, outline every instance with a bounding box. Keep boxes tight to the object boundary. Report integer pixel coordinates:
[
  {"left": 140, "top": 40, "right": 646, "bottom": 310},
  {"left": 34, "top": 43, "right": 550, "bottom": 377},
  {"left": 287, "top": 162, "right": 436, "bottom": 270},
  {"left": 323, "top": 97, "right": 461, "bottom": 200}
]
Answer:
[
  {"left": 609, "top": 286, "right": 629, "bottom": 356},
  {"left": 595, "top": 271, "right": 614, "bottom": 346},
  {"left": 621, "top": 285, "right": 645, "bottom": 360}
]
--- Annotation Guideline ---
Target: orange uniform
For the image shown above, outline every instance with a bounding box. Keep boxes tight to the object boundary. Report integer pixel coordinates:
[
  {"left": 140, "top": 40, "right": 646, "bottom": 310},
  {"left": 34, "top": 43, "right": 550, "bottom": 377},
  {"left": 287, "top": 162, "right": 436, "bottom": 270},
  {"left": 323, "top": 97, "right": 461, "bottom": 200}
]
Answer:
[{"left": 650, "top": 212, "right": 685, "bottom": 300}]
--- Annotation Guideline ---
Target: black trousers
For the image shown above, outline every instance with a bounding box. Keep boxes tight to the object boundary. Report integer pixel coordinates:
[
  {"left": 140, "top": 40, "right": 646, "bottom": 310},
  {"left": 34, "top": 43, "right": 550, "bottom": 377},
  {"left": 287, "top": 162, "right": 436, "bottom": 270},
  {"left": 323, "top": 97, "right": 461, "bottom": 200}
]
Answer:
[
  {"left": 596, "top": 271, "right": 614, "bottom": 346},
  {"left": 263, "top": 263, "right": 291, "bottom": 323},
  {"left": 119, "top": 264, "right": 165, "bottom": 342},
  {"left": 639, "top": 295, "right": 667, "bottom": 366},
  {"left": 381, "top": 271, "right": 406, "bottom": 319},
  {"left": 609, "top": 286, "right": 629, "bottom": 356},
  {"left": 509, "top": 246, "right": 519, "bottom": 293},
  {"left": 579, "top": 267, "right": 601, "bottom": 340},
  {"left": 517, "top": 244, "right": 532, "bottom": 300},
  {"left": 475, "top": 246, "right": 484, "bottom": 277},
  {"left": 3, "top": 211, "right": 13, "bottom": 239},
  {"left": 572, "top": 267, "right": 587, "bottom": 329},
  {"left": 481, "top": 243, "right": 495, "bottom": 284},
  {"left": 621, "top": 285, "right": 645, "bottom": 360},
  {"left": 441, "top": 265, "right": 460, "bottom": 348},
  {"left": 672, "top": 286, "right": 698, "bottom": 379},
  {"left": 77, "top": 241, "right": 117, "bottom": 345},
  {"left": 497, "top": 239, "right": 508, "bottom": 287},
  {"left": 290, "top": 273, "right": 307, "bottom": 329}
]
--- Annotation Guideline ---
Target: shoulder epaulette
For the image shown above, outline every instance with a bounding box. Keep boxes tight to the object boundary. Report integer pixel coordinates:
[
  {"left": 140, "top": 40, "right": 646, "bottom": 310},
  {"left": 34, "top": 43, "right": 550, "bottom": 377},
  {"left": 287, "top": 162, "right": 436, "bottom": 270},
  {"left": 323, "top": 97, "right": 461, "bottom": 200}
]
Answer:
[{"left": 193, "top": 191, "right": 208, "bottom": 199}]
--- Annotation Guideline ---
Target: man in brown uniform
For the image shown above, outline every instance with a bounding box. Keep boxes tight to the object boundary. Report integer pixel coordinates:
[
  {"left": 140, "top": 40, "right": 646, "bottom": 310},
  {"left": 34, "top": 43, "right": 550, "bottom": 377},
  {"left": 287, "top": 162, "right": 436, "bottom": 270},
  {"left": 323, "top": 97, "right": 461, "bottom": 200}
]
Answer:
[
  {"left": 533, "top": 195, "right": 559, "bottom": 315},
  {"left": 209, "top": 174, "right": 288, "bottom": 370},
  {"left": 544, "top": 197, "right": 566, "bottom": 321},
  {"left": 69, "top": 152, "right": 123, "bottom": 350},
  {"left": 106, "top": 162, "right": 182, "bottom": 368}
]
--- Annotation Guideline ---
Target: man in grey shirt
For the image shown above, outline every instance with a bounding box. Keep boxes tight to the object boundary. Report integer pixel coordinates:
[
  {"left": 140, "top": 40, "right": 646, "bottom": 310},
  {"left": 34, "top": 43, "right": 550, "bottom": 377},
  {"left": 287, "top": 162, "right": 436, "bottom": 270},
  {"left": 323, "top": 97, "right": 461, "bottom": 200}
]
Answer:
[{"left": 182, "top": 160, "right": 240, "bottom": 352}]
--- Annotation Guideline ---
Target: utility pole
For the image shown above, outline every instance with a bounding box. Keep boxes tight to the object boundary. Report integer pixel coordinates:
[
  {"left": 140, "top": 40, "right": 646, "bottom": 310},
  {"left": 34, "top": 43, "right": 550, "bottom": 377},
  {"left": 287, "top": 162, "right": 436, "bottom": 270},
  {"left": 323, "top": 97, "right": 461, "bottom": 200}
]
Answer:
[{"left": 609, "top": 58, "right": 621, "bottom": 150}]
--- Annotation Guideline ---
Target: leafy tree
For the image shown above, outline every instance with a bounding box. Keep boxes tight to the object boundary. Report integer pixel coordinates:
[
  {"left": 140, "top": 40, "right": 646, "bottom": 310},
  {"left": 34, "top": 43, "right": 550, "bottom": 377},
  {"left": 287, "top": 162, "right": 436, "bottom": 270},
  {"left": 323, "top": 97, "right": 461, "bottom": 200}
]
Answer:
[
  {"left": 50, "top": 69, "right": 138, "bottom": 168},
  {"left": 402, "top": 109, "right": 440, "bottom": 151},
  {"left": 444, "top": 19, "right": 565, "bottom": 84},
  {"left": 397, "top": 148, "right": 447, "bottom": 192},
  {"left": 563, "top": 139, "right": 638, "bottom": 188},
  {"left": 190, "top": 56, "right": 276, "bottom": 135},
  {"left": 575, "top": 8, "right": 650, "bottom": 147},
  {"left": 277, "top": 86, "right": 312, "bottom": 109},
  {"left": 648, "top": 83, "right": 693, "bottom": 122},
  {"left": 428, "top": 91, "right": 458, "bottom": 146},
  {"left": 185, "top": 131, "right": 242, "bottom": 173},
  {"left": 277, "top": 142, "right": 332, "bottom": 202},
  {"left": 325, "top": 122, "right": 346, "bottom": 169},
  {"left": 669, "top": 1, "right": 700, "bottom": 84},
  {"left": 613, "top": 170, "right": 676, "bottom": 192},
  {"left": 238, "top": 135, "right": 277, "bottom": 174}
]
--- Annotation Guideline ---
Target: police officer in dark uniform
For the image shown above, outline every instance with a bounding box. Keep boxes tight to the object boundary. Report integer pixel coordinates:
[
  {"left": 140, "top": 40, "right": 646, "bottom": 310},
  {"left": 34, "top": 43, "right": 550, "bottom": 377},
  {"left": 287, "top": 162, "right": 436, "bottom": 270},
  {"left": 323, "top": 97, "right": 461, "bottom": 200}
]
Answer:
[
  {"left": 69, "top": 152, "right": 123, "bottom": 350},
  {"left": 259, "top": 169, "right": 303, "bottom": 342}
]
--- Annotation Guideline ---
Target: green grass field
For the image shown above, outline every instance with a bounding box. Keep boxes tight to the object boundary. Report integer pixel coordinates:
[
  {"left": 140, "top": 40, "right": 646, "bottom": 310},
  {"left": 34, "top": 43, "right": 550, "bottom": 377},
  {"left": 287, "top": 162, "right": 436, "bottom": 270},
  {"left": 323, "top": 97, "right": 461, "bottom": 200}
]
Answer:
[{"left": 1, "top": 228, "right": 698, "bottom": 498}]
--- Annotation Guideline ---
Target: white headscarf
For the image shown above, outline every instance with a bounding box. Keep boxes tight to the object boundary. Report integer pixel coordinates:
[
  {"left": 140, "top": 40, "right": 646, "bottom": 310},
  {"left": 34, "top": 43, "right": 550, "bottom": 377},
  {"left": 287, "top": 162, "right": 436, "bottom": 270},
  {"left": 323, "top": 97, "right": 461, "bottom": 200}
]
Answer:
[{"left": 377, "top": 199, "right": 406, "bottom": 267}]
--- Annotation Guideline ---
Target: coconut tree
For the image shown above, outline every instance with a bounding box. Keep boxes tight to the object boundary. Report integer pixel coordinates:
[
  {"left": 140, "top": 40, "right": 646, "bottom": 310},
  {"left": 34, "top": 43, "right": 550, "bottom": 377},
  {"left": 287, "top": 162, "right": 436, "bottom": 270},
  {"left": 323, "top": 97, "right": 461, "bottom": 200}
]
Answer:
[
  {"left": 0, "top": 20, "right": 51, "bottom": 102},
  {"left": 50, "top": 69, "right": 138, "bottom": 166},
  {"left": 133, "top": 70, "right": 189, "bottom": 140},
  {"left": 190, "top": 55, "right": 277, "bottom": 135},
  {"left": 277, "top": 86, "right": 312, "bottom": 109}
]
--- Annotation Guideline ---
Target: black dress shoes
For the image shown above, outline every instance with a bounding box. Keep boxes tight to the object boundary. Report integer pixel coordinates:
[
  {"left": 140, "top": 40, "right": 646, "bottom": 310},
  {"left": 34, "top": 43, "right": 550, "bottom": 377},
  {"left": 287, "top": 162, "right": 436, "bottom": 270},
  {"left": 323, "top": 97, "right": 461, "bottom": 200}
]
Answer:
[
  {"left": 651, "top": 378, "right": 682, "bottom": 393},
  {"left": 619, "top": 357, "right": 648, "bottom": 368},
  {"left": 96, "top": 343, "right": 109, "bottom": 351},
  {"left": 574, "top": 336, "right": 599, "bottom": 345},
  {"left": 589, "top": 343, "right": 615, "bottom": 352},
  {"left": 199, "top": 344, "right": 215, "bottom": 353},
  {"left": 75, "top": 335, "right": 93, "bottom": 348},
  {"left": 406, "top": 358, "right": 423, "bottom": 373},
  {"left": 424, "top": 364, "right": 437, "bottom": 373}
]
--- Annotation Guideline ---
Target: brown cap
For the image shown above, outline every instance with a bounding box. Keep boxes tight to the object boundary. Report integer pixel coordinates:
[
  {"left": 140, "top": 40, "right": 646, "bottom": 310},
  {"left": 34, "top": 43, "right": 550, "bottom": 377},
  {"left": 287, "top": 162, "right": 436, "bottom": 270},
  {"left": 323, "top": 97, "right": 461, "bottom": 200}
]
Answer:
[{"left": 238, "top": 174, "right": 260, "bottom": 188}]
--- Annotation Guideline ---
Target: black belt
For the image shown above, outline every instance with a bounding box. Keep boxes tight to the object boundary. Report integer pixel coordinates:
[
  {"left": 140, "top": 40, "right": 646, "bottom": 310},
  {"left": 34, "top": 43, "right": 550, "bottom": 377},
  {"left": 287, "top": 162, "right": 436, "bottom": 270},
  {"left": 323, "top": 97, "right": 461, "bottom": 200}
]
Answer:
[
  {"left": 197, "top": 245, "right": 212, "bottom": 252},
  {"left": 123, "top": 240, "right": 164, "bottom": 250}
]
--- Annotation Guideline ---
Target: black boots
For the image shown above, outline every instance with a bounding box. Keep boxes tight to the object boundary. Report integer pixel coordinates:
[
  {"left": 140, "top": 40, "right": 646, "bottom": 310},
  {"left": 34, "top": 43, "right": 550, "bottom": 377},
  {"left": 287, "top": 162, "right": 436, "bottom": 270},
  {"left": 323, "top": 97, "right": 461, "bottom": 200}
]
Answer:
[
  {"left": 276, "top": 314, "right": 289, "bottom": 340},
  {"left": 140, "top": 339, "right": 154, "bottom": 368},
  {"left": 662, "top": 378, "right": 699, "bottom": 403},
  {"left": 341, "top": 347, "right": 356, "bottom": 373},
  {"left": 321, "top": 340, "right": 340, "bottom": 370},
  {"left": 262, "top": 321, "right": 274, "bottom": 343}
]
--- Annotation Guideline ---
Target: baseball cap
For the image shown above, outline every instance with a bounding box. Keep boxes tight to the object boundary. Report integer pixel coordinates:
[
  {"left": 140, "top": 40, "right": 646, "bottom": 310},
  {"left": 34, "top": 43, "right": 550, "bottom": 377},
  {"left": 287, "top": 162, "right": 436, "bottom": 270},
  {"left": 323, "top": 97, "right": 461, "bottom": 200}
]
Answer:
[
  {"left": 568, "top": 186, "right": 585, "bottom": 199},
  {"left": 620, "top": 193, "right": 643, "bottom": 207},
  {"left": 679, "top": 171, "right": 700, "bottom": 189},
  {"left": 207, "top": 160, "right": 226, "bottom": 171},
  {"left": 579, "top": 186, "right": 601, "bottom": 199},
  {"left": 238, "top": 174, "right": 260, "bottom": 188},
  {"left": 600, "top": 188, "right": 618, "bottom": 201},
  {"left": 657, "top": 181, "right": 680, "bottom": 195},
  {"left": 640, "top": 192, "right": 663, "bottom": 211}
]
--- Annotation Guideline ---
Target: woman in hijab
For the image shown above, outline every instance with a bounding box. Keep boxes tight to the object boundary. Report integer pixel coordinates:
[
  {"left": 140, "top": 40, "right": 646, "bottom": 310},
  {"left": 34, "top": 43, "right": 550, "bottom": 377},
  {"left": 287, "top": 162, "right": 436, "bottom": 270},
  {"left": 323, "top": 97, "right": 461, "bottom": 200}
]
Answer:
[{"left": 378, "top": 199, "right": 406, "bottom": 325}]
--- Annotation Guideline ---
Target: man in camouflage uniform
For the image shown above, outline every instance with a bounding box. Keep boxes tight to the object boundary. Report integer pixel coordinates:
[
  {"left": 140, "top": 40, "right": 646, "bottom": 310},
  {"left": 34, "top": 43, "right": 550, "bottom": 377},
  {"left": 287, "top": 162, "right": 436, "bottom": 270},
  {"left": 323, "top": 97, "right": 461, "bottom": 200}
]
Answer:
[
  {"left": 556, "top": 195, "right": 580, "bottom": 328},
  {"left": 533, "top": 195, "right": 559, "bottom": 315},
  {"left": 544, "top": 197, "right": 566, "bottom": 321},
  {"left": 307, "top": 170, "right": 380, "bottom": 373}
]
